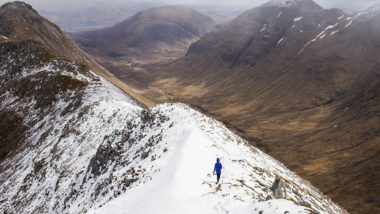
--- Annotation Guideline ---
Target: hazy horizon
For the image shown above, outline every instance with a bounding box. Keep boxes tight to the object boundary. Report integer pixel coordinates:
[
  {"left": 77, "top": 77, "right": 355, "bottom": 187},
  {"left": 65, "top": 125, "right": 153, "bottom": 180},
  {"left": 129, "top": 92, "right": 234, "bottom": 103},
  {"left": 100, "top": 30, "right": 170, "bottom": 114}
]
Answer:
[
  {"left": 2, "top": 0, "right": 379, "bottom": 31},
  {"left": 1, "top": 0, "right": 380, "bottom": 11}
]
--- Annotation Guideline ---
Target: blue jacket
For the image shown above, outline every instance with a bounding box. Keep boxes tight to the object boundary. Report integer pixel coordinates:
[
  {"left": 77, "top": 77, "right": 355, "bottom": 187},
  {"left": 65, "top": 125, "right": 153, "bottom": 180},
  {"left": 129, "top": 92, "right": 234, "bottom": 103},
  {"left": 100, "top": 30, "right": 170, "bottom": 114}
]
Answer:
[{"left": 214, "top": 162, "right": 222, "bottom": 174}]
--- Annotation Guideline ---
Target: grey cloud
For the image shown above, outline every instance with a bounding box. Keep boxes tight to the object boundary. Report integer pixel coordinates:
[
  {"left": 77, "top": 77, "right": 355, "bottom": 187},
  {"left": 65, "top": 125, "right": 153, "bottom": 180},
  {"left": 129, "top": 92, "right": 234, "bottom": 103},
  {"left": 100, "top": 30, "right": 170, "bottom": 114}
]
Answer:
[{"left": 316, "top": 0, "right": 380, "bottom": 10}]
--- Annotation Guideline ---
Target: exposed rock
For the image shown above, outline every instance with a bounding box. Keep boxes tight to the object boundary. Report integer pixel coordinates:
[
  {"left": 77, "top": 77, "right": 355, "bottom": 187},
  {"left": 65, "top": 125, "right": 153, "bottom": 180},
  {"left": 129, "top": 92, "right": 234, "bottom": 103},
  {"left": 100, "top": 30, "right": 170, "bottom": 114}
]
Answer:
[{"left": 271, "top": 177, "right": 285, "bottom": 199}]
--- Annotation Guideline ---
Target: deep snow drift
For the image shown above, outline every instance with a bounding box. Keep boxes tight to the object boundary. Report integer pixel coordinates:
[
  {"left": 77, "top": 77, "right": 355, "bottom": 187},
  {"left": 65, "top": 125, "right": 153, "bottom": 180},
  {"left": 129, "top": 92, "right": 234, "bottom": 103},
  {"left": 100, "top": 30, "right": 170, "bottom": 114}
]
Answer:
[{"left": 0, "top": 40, "right": 347, "bottom": 214}]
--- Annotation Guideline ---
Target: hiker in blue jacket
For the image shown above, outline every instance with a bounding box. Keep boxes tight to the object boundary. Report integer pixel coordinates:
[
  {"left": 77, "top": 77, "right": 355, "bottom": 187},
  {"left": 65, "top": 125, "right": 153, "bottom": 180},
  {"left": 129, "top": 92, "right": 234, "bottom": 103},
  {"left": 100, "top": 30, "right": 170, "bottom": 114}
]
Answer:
[{"left": 213, "top": 158, "right": 222, "bottom": 184}]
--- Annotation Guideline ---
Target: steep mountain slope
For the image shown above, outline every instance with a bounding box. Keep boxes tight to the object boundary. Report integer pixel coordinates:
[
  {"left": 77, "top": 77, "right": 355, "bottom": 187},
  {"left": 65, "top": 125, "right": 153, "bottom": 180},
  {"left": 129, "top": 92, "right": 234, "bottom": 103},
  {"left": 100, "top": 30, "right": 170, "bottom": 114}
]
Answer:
[
  {"left": 73, "top": 5, "right": 215, "bottom": 64},
  {"left": 0, "top": 34, "right": 346, "bottom": 214},
  {"left": 114, "top": 0, "right": 380, "bottom": 213},
  {"left": 0, "top": 1, "right": 152, "bottom": 107}
]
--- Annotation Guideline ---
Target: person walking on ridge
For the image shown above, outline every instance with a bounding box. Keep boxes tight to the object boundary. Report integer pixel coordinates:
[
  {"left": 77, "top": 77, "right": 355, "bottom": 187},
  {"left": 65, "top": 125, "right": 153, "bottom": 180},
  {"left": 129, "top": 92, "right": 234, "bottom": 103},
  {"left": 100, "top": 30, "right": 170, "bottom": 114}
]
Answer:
[{"left": 213, "top": 158, "right": 222, "bottom": 184}]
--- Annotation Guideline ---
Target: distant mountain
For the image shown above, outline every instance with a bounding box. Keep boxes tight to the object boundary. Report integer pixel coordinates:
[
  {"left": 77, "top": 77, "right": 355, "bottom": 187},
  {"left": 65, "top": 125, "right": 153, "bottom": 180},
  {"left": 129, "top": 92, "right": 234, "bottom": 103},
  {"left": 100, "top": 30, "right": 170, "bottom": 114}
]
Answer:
[
  {"left": 73, "top": 5, "right": 215, "bottom": 63},
  {"left": 122, "top": 0, "right": 380, "bottom": 213},
  {"left": 39, "top": 5, "right": 135, "bottom": 32},
  {"left": 0, "top": 2, "right": 346, "bottom": 214}
]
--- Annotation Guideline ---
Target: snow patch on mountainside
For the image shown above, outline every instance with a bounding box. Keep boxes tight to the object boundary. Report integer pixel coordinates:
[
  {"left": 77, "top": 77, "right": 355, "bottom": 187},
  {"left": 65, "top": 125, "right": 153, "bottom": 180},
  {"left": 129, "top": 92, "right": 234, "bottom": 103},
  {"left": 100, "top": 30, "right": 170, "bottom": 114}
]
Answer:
[
  {"left": 297, "top": 23, "right": 338, "bottom": 54},
  {"left": 277, "top": 37, "right": 285, "bottom": 45},
  {"left": 296, "top": 10, "right": 364, "bottom": 55},
  {"left": 294, "top": 16, "right": 303, "bottom": 22}
]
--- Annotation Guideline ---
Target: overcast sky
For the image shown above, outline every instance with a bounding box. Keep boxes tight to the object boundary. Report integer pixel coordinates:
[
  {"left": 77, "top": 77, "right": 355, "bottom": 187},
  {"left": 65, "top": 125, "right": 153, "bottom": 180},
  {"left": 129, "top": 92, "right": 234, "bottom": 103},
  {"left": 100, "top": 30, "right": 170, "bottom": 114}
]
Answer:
[{"left": 1, "top": 0, "right": 379, "bottom": 11}]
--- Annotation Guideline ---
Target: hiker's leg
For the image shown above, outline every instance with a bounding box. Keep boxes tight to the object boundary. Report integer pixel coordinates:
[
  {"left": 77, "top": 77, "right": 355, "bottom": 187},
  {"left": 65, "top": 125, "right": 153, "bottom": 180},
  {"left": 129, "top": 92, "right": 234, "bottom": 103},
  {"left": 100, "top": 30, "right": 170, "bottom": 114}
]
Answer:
[{"left": 216, "top": 173, "right": 221, "bottom": 184}]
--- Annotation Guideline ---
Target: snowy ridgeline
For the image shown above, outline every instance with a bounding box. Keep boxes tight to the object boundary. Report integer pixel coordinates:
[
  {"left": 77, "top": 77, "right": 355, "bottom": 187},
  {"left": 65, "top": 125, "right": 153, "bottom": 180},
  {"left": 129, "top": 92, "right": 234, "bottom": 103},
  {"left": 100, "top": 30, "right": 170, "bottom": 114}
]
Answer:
[{"left": 0, "top": 41, "right": 346, "bottom": 214}]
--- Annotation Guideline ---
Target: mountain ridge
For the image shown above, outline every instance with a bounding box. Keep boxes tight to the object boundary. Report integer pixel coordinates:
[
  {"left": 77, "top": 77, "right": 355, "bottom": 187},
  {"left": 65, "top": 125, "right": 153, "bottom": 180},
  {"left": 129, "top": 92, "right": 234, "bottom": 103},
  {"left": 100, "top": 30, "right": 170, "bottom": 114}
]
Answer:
[{"left": 0, "top": 3, "right": 347, "bottom": 213}]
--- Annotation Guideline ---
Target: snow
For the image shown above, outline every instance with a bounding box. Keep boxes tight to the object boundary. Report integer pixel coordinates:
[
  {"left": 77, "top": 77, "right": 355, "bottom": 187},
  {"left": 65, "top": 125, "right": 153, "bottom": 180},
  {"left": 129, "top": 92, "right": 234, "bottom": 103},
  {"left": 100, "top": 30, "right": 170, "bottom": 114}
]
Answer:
[
  {"left": 260, "top": 24, "right": 267, "bottom": 32},
  {"left": 344, "top": 20, "right": 353, "bottom": 28},
  {"left": 294, "top": 16, "right": 303, "bottom": 22},
  {"left": 330, "top": 30, "right": 340, "bottom": 36},
  {"left": 277, "top": 37, "right": 285, "bottom": 45},
  {"left": 251, "top": 199, "right": 310, "bottom": 214},
  {"left": 342, "top": 12, "right": 363, "bottom": 29},
  {"left": 298, "top": 23, "right": 339, "bottom": 54},
  {"left": 88, "top": 104, "right": 314, "bottom": 214},
  {"left": 0, "top": 47, "right": 347, "bottom": 214},
  {"left": 295, "top": 10, "right": 366, "bottom": 48},
  {"left": 277, "top": 11, "right": 282, "bottom": 18},
  {"left": 90, "top": 126, "right": 221, "bottom": 214}
]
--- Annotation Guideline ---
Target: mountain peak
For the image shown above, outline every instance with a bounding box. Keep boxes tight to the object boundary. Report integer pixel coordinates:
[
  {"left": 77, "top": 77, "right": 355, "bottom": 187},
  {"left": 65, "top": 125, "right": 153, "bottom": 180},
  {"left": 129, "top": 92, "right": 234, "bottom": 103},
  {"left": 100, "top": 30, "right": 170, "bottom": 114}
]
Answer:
[
  {"left": 74, "top": 5, "right": 215, "bottom": 63},
  {"left": 133, "top": 5, "right": 214, "bottom": 26},
  {"left": 263, "top": 0, "right": 322, "bottom": 10},
  {"left": 1, "top": 1, "right": 38, "bottom": 14},
  {"left": 0, "top": 0, "right": 117, "bottom": 85},
  {"left": 0, "top": 1, "right": 52, "bottom": 39}
]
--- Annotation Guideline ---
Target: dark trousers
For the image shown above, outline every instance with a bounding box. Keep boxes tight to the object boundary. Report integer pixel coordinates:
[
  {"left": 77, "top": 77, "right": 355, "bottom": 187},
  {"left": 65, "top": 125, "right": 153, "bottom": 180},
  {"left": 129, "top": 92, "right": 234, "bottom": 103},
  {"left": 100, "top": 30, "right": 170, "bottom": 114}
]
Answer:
[{"left": 216, "top": 173, "right": 221, "bottom": 184}]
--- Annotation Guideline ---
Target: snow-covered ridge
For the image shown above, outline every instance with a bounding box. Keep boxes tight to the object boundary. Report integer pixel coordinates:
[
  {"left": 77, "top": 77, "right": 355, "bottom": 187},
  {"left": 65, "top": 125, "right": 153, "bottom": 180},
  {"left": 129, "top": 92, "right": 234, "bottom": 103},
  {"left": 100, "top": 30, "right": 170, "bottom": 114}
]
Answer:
[{"left": 0, "top": 41, "right": 347, "bottom": 214}]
